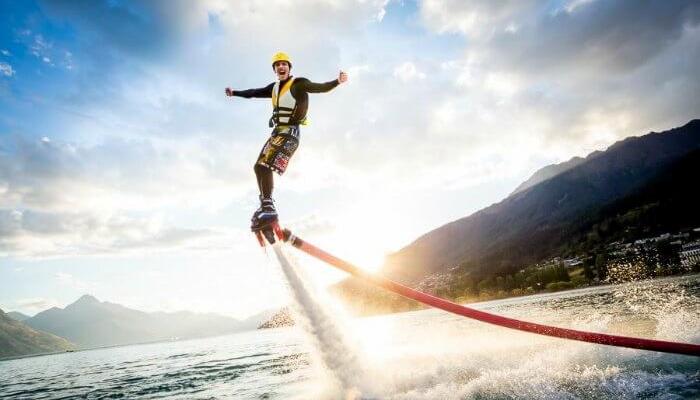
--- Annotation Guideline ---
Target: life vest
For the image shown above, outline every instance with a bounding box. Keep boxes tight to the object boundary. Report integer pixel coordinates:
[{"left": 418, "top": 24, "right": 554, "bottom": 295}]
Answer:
[{"left": 270, "top": 77, "right": 296, "bottom": 126}]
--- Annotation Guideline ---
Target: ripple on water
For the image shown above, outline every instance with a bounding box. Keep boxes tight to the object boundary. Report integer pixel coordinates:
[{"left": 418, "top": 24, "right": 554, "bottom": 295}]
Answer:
[{"left": 1, "top": 276, "right": 698, "bottom": 400}]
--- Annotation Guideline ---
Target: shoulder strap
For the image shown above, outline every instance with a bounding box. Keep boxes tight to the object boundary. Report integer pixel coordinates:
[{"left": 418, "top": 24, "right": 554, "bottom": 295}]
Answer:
[
  {"left": 279, "top": 77, "right": 295, "bottom": 100},
  {"left": 271, "top": 81, "right": 281, "bottom": 108}
]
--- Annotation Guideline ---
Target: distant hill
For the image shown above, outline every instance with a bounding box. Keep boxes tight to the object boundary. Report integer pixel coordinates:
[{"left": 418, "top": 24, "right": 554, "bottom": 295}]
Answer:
[
  {"left": 24, "top": 295, "right": 250, "bottom": 349},
  {"left": 381, "top": 119, "right": 700, "bottom": 283},
  {"left": 7, "top": 311, "right": 31, "bottom": 322},
  {"left": 0, "top": 308, "right": 74, "bottom": 358}
]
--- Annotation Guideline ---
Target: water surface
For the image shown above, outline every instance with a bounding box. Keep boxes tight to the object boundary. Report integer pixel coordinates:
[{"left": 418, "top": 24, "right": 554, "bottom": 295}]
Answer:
[{"left": 1, "top": 275, "right": 699, "bottom": 399}]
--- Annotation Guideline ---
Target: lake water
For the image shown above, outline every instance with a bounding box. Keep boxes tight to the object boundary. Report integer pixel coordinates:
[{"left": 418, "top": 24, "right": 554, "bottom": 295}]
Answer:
[{"left": 2, "top": 263, "right": 699, "bottom": 399}]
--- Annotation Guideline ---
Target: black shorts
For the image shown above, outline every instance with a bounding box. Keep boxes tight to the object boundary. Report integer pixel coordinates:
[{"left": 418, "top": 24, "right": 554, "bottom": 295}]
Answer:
[{"left": 256, "top": 125, "right": 300, "bottom": 175}]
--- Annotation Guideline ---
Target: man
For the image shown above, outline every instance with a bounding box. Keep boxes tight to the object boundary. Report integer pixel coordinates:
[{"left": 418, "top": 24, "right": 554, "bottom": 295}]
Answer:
[{"left": 225, "top": 52, "right": 348, "bottom": 231}]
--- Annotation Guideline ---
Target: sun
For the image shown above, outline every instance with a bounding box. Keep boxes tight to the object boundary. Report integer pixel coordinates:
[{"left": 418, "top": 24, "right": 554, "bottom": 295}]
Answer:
[{"left": 321, "top": 199, "right": 415, "bottom": 273}]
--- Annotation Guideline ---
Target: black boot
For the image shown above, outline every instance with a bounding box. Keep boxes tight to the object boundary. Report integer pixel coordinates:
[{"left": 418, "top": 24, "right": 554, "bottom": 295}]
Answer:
[{"left": 251, "top": 197, "right": 277, "bottom": 230}]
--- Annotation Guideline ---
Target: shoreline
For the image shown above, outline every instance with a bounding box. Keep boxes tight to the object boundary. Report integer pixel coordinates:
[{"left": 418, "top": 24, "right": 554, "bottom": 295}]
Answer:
[
  {"left": 336, "top": 272, "right": 700, "bottom": 318},
  {"left": 0, "top": 328, "right": 261, "bottom": 363}
]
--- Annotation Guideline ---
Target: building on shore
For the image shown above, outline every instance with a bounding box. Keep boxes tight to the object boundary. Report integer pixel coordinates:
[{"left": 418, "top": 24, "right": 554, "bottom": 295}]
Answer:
[{"left": 680, "top": 241, "right": 700, "bottom": 267}]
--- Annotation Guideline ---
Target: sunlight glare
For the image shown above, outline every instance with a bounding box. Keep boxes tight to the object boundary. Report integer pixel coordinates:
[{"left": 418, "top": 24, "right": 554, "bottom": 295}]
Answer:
[{"left": 325, "top": 196, "right": 414, "bottom": 273}]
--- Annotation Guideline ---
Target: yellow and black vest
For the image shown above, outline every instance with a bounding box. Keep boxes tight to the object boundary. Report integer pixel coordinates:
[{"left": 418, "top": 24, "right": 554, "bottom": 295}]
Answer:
[{"left": 270, "top": 78, "right": 296, "bottom": 126}]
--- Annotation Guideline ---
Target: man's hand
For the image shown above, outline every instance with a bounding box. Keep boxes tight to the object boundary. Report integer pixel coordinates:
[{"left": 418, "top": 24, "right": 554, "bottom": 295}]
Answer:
[
  {"left": 225, "top": 87, "right": 235, "bottom": 97},
  {"left": 337, "top": 71, "right": 348, "bottom": 84}
]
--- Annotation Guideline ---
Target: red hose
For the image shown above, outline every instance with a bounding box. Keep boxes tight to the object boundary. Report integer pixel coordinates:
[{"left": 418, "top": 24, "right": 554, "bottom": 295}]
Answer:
[{"left": 280, "top": 230, "right": 700, "bottom": 357}]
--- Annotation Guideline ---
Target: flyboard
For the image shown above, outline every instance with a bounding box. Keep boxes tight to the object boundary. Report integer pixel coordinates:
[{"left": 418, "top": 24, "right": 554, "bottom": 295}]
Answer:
[{"left": 254, "top": 221, "right": 700, "bottom": 357}]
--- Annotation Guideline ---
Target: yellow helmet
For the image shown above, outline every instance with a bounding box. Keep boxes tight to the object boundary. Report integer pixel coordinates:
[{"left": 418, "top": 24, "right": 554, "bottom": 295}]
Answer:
[{"left": 271, "top": 52, "right": 292, "bottom": 69}]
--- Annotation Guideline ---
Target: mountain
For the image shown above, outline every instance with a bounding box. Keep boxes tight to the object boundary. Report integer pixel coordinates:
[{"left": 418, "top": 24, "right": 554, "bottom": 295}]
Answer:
[
  {"left": 7, "top": 311, "right": 31, "bottom": 322},
  {"left": 24, "top": 295, "right": 249, "bottom": 349},
  {"left": 510, "top": 156, "right": 588, "bottom": 195},
  {"left": 382, "top": 119, "right": 700, "bottom": 283},
  {"left": 0, "top": 307, "right": 74, "bottom": 358}
]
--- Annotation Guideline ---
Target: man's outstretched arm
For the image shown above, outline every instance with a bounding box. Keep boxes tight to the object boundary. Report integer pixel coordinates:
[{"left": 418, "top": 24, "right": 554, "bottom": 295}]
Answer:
[
  {"left": 295, "top": 71, "right": 348, "bottom": 93},
  {"left": 225, "top": 83, "right": 275, "bottom": 98}
]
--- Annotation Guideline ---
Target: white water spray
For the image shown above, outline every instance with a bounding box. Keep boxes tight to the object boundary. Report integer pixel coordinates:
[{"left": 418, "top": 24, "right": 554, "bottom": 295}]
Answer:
[{"left": 271, "top": 243, "right": 373, "bottom": 398}]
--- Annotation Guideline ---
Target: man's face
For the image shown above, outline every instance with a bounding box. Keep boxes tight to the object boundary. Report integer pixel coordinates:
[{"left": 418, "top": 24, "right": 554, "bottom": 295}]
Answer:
[{"left": 273, "top": 61, "right": 290, "bottom": 80}]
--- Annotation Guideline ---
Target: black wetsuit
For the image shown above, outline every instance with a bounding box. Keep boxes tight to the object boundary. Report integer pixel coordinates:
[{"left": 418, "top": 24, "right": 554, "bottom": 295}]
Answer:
[
  {"left": 233, "top": 77, "right": 339, "bottom": 125},
  {"left": 234, "top": 77, "right": 339, "bottom": 199}
]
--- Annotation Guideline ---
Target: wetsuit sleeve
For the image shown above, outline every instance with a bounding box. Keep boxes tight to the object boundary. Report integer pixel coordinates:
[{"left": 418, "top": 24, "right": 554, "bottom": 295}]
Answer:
[
  {"left": 233, "top": 83, "right": 274, "bottom": 98},
  {"left": 293, "top": 77, "right": 339, "bottom": 94}
]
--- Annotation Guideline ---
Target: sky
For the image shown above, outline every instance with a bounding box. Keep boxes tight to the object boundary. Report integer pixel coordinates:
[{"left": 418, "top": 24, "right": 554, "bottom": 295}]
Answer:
[{"left": 1, "top": 0, "right": 699, "bottom": 319}]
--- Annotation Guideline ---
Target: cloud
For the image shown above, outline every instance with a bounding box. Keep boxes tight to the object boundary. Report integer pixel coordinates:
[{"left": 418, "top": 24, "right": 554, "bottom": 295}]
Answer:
[
  {"left": 212, "top": 0, "right": 389, "bottom": 42},
  {"left": 0, "top": 134, "right": 252, "bottom": 213},
  {"left": 487, "top": 1, "right": 700, "bottom": 76},
  {"left": 411, "top": 0, "right": 700, "bottom": 156},
  {"left": 54, "top": 272, "right": 99, "bottom": 292},
  {"left": 55, "top": 272, "right": 72, "bottom": 283},
  {"left": 393, "top": 61, "right": 426, "bottom": 81},
  {"left": 420, "top": 0, "right": 538, "bottom": 37},
  {"left": 55, "top": 272, "right": 89, "bottom": 289},
  {"left": 0, "top": 208, "right": 222, "bottom": 258},
  {"left": 15, "top": 297, "right": 60, "bottom": 313},
  {"left": 0, "top": 133, "right": 244, "bottom": 258},
  {"left": 288, "top": 213, "right": 336, "bottom": 237},
  {"left": 420, "top": 1, "right": 700, "bottom": 81},
  {"left": 30, "top": 34, "right": 52, "bottom": 63},
  {"left": 0, "top": 62, "right": 14, "bottom": 77}
]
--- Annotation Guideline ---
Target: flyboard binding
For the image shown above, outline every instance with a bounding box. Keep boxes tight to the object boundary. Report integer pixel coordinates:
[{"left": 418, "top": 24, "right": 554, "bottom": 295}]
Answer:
[{"left": 251, "top": 218, "right": 285, "bottom": 247}]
